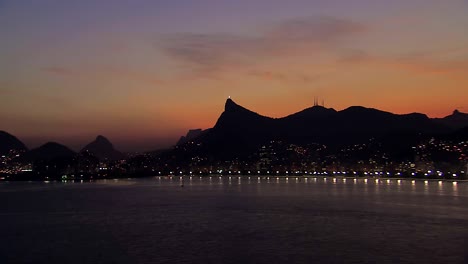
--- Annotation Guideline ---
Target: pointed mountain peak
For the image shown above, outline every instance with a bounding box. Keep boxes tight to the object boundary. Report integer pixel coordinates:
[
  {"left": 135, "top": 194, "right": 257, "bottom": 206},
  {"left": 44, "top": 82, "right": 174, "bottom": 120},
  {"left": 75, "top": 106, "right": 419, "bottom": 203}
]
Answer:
[
  {"left": 0, "top": 131, "right": 28, "bottom": 154},
  {"left": 225, "top": 97, "right": 241, "bottom": 111},
  {"left": 452, "top": 109, "right": 466, "bottom": 116},
  {"left": 83, "top": 135, "right": 114, "bottom": 150},
  {"left": 95, "top": 135, "right": 111, "bottom": 143},
  {"left": 81, "top": 135, "right": 123, "bottom": 160}
]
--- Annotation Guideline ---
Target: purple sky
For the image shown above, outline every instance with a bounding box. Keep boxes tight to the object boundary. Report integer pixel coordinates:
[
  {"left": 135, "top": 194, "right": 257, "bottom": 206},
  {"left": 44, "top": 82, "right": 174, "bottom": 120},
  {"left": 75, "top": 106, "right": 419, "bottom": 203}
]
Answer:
[{"left": 1, "top": 0, "right": 468, "bottom": 151}]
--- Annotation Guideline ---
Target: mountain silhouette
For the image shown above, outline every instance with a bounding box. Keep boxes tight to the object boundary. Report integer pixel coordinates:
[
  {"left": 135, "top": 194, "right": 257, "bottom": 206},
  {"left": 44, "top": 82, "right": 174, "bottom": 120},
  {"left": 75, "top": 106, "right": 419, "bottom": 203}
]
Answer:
[
  {"left": 434, "top": 109, "right": 468, "bottom": 130},
  {"left": 177, "top": 129, "right": 207, "bottom": 145},
  {"left": 195, "top": 99, "right": 276, "bottom": 157},
  {"left": 23, "top": 142, "right": 76, "bottom": 161},
  {"left": 0, "top": 131, "right": 28, "bottom": 155},
  {"left": 186, "top": 98, "right": 458, "bottom": 159},
  {"left": 81, "top": 135, "right": 124, "bottom": 160}
]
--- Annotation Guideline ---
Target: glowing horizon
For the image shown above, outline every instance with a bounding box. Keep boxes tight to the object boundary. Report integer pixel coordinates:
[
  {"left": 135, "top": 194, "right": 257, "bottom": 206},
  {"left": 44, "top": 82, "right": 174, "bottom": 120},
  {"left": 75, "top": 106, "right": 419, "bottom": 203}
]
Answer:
[{"left": 1, "top": 0, "right": 468, "bottom": 151}]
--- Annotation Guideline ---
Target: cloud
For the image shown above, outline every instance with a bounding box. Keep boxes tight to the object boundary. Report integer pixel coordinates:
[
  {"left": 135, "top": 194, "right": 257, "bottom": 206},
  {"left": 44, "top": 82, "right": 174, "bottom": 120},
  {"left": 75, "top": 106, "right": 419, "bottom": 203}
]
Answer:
[
  {"left": 41, "top": 65, "right": 164, "bottom": 86},
  {"left": 160, "top": 34, "right": 259, "bottom": 72},
  {"left": 158, "top": 16, "right": 368, "bottom": 73},
  {"left": 267, "top": 16, "right": 366, "bottom": 43},
  {"left": 247, "top": 70, "right": 323, "bottom": 84},
  {"left": 332, "top": 46, "right": 468, "bottom": 80},
  {"left": 42, "top": 66, "right": 74, "bottom": 76},
  {"left": 160, "top": 15, "right": 468, "bottom": 81}
]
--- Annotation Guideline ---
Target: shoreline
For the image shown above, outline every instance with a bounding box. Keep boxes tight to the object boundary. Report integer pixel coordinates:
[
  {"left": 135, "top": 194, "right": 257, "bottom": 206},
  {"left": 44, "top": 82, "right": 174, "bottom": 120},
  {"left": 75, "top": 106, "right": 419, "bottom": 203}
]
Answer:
[{"left": 1, "top": 174, "right": 466, "bottom": 183}]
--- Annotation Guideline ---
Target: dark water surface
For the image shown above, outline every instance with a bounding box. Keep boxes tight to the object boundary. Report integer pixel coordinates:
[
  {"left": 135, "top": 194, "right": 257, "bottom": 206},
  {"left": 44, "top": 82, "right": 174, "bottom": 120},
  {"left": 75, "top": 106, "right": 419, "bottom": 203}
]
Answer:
[{"left": 1, "top": 176, "right": 468, "bottom": 264}]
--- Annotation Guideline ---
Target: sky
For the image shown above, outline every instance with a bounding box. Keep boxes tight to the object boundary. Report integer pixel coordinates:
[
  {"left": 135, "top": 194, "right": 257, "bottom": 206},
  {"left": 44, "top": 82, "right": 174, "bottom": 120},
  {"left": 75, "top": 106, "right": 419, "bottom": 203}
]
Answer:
[{"left": 1, "top": 0, "right": 468, "bottom": 151}]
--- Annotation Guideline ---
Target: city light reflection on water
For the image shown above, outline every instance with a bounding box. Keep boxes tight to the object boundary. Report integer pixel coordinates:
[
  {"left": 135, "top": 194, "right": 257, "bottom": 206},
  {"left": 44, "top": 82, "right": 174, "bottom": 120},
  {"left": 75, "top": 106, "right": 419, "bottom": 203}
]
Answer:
[
  {"left": 2, "top": 175, "right": 468, "bottom": 264},
  {"left": 151, "top": 176, "right": 466, "bottom": 197}
]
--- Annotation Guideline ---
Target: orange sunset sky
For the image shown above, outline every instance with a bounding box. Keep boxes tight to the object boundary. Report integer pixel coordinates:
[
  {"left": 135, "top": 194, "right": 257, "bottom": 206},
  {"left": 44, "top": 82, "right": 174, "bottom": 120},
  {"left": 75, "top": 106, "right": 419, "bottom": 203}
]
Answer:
[{"left": 1, "top": 0, "right": 468, "bottom": 151}]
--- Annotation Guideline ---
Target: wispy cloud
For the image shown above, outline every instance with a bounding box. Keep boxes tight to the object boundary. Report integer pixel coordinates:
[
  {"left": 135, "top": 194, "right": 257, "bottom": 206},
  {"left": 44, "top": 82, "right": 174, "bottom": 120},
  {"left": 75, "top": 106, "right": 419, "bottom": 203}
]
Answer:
[
  {"left": 159, "top": 16, "right": 368, "bottom": 74},
  {"left": 41, "top": 65, "right": 164, "bottom": 86},
  {"left": 337, "top": 48, "right": 468, "bottom": 78},
  {"left": 267, "top": 16, "right": 366, "bottom": 44},
  {"left": 42, "top": 66, "right": 74, "bottom": 76},
  {"left": 247, "top": 70, "right": 323, "bottom": 84}
]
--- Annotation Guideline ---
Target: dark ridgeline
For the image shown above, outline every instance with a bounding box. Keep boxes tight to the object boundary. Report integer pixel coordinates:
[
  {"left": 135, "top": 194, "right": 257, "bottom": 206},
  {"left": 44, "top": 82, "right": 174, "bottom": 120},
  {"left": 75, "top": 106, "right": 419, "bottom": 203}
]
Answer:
[
  {"left": 186, "top": 98, "right": 464, "bottom": 159},
  {"left": 176, "top": 129, "right": 208, "bottom": 146},
  {"left": 0, "top": 131, "right": 28, "bottom": 155},
  {"left": 1, "top": 99, "right": 468, "bottom": 180},
  {"left": 22, "top": 142, "right": 76, "bottom": 161},
  {"left": 0, "top": 135, "right": 124, "bottom": 180},
  {"left": 433, "top": 109, "right": 468, "bottom": 130},
  {"left": 80, "top": 135, "right": 124, "bottom": 161}
]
